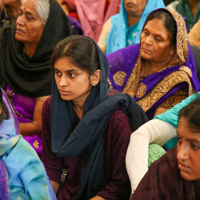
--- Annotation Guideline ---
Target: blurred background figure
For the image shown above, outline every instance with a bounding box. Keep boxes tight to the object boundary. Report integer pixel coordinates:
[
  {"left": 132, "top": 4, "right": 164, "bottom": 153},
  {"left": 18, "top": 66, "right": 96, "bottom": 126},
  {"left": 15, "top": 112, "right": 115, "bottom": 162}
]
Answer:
[
  {"left": 167, "top": 0, "right": 200, "bottom": 32},
  {"left": 98, "top": 0, "right": 165, "bottom": 55},
  {"left": 0, "top": 0, "right": 21, "bottom": 28},
  {"left": 60, "top": 0, "right": 121, "bottom": 41}
]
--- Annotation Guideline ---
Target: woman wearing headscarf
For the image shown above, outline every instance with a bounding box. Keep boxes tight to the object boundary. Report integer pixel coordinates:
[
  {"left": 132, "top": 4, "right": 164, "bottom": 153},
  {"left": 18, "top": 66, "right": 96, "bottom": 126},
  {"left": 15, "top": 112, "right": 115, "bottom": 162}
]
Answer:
[
  {"left": 42, "top": 35, "right": 147, "bottom": 200},
  {"left": 130, "top": 97, "right": 200, "bottom": 199},
  {"left": 167, "top": 0, "right": 200, "bottom": 32},
  {"left": 0, "top": 0, "right": 72, "bottom": 156},
  {"left": 0, "top": 88, "right": 56, "bottom": 200},
  {"left": 108, "top": 8, "right": 200, "bottom": 120},
  {"left": 98, "top": 0, "right": 165, "bottom": 55}
]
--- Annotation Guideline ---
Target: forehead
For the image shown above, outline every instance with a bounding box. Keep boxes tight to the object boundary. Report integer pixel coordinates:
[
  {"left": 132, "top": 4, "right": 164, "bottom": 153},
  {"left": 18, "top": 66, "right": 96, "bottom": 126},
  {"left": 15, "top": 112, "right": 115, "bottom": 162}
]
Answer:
[
  {"left": 21, "top": 0, "right": 37, "bottom": 15},
  {"left": 177, "top": 117, "right": 200, "bottom": 139},
  {"left": 144, "top": 18, "right": 170, "bottom": 38},
  {"left": 54, "top": 57, "right": 81, "bottom": 71}
]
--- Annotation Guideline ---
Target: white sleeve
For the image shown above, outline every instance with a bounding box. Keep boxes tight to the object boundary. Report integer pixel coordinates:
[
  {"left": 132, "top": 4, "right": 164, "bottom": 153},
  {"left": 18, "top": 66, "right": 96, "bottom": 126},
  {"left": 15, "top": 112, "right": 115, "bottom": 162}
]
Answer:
[{"left": 125, "top": 119, "right": 176, "bottom": 192}]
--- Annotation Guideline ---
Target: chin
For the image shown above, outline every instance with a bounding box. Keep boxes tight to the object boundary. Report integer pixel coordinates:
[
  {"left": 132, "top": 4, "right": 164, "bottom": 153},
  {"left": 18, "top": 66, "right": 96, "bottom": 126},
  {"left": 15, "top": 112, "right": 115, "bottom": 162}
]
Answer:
[
  {"left": 15, "top": 34, "right": 24, "bottom": 42},
  {"left": 180, "top": 171, "right": 196, "bottom": 181}
]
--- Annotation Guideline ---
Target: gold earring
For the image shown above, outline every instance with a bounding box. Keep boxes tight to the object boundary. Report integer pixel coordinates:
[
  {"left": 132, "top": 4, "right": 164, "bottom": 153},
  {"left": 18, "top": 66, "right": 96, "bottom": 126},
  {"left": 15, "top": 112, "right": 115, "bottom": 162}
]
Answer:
[{"left": 170, "top": 51, "right": 174, "bottom": 55}]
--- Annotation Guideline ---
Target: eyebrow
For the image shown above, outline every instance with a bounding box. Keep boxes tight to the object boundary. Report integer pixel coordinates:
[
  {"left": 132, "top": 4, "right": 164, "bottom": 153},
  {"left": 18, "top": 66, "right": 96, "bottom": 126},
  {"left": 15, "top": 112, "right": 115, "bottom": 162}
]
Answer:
[
  {"left": 177, "top": 133, "right": 200, "bottom": 143},
  {"left": 19, "top": 8, "right": 36, "bottom": 17},
  {"left": 54, "top": 68, "right": 79, "bottom": 73}
]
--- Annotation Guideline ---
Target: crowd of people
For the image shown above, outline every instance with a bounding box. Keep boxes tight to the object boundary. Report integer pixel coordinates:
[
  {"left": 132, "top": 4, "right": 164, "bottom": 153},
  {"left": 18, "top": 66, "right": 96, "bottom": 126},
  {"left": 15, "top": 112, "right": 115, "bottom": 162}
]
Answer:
[{"left": 1, "top": 0, "right": 200, "bottom": 199}]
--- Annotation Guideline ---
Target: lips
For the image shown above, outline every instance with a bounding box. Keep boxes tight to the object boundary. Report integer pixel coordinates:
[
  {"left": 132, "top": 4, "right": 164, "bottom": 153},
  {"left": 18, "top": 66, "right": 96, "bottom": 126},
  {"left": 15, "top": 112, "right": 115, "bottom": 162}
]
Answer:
[
  {"left": 178, "top": 162, "right": 190, "bottom": 172},
  {"left": 16, "top": 28, "right": 25, "bottom": 34},
  {"left": 141, "top": 48, "right": 152, "bottom": 53},
  {"left": 126, "top": 2, "right": 136, "bottom": 7},
  {"left": 59, "top": 90, "right": 71, "bottom": 95}
]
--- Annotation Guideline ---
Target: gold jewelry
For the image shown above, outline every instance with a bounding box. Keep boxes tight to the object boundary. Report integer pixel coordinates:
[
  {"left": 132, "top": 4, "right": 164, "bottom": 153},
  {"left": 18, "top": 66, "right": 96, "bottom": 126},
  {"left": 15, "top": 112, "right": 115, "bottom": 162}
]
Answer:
[{"left": 140, "top": 61, "right": 147, "bottom": 81}]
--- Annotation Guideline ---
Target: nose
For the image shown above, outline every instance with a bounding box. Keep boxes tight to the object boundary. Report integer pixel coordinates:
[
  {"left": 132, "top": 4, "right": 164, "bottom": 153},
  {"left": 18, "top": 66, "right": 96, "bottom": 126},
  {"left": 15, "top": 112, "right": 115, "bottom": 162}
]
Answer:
[
  {"left": 58, "top": 75, "right": 68, "bottom": 88},
  {"left": 144, "top": 36, "right": 152, "bottom": 45},
  {"left": 16, "top": 15, "right": 25, "bottom": 26},
  {"left": 177, "top": 142, "right": 189, "bottom": 161}
]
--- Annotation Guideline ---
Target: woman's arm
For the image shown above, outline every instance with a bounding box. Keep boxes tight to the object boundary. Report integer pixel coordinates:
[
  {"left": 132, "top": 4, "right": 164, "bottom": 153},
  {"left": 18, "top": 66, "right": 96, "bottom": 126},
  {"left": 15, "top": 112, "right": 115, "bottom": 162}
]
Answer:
[
  {"left": 41, "top": 97, "right": 63, "bottom": 194},
  {"left": 97, "top": 108, "right": 134, "bottom": 199},
  {"left": 19, "top": 98, "right": 44, "bottom": 137},
  {"left": 126, "top": 119, "right": 176, "bottom": 192},
  {"left": 97, "top": 18, "right": 112, "bottom": 54}
]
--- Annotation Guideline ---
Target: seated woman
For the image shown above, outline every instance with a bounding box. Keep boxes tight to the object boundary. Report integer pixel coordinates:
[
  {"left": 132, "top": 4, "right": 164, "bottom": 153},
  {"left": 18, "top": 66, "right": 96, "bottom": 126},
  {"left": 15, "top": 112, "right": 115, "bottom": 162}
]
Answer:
[
  {"left": 108, "top": 8, "right": 200, "bottom": 120},
  {"left": 0, "top": 0, "right": 71, "bottom": 156},
  {"left": 0, "top": 0, "right": 21, "bottom": 28},
  {"left": 41, "top": 35, "right": 147, "bottom": 200},
  {"left": 0, "top": 88, "right": 56, "bottom": 200},
  {"left": 126, "top": 91, "right": 200, "bottom": 192},
  {"left": 167, "top": 0, "right": 200, "bottom": 32},
  {"left": 131, "top": 97, "right": 200, "bottom": 199},
  {"left": 98, "top": 0, "right": 165, "bottom": 55}
]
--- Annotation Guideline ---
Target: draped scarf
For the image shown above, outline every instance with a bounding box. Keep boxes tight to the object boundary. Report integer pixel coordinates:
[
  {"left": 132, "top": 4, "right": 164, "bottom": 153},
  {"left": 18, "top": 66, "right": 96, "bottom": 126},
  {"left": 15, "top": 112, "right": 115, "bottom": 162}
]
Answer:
[
  {"left": 0, "top": 0, "right": 72, "bottom": 97},
  {"left": 106, "top": 0, "right": 165, "bottom": 55},
  {"left": 50, "top": 36, "right": 147, "bottom": 199}
]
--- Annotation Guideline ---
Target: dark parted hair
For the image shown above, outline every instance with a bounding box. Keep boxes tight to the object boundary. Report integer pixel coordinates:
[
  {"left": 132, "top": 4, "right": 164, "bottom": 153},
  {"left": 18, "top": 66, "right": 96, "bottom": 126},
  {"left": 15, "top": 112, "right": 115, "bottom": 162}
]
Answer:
[
  {"left": 143, "top": 9, "right": 177, "bottom": 46},
  {"left": 51, "top": 35, "right": 100, "bottom": 76},
  {"left": 0, "top": 89, "right": 9, "bottom": 123},
  {"left": 178, "top": 95, "right": 200, "bottom": 131}
]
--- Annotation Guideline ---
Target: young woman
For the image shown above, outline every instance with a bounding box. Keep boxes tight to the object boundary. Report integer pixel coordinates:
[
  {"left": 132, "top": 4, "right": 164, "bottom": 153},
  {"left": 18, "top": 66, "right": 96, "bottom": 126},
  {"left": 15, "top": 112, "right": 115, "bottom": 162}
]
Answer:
[
  {"left": 41, "top": 35, "right": 147, "bottom": 200},
  {"left": 131, "top": 97, "right": 200, "bottom": 199}
]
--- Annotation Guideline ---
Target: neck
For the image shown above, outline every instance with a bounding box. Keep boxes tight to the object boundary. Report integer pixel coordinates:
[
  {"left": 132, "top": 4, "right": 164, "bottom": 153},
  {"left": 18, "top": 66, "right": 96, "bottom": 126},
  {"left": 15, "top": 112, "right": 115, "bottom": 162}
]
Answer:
[
  {"left": 23, "top": 43, "right": 39, "bottom": 58},
  {"left": 127, "top": 15, "right": 139, "bottom": 27},
  {"left": 73, "top": 100, "right": 86, "bottom": 120},
  {"left": 7, "top": 2, "right": 21, "bottom": 18}
]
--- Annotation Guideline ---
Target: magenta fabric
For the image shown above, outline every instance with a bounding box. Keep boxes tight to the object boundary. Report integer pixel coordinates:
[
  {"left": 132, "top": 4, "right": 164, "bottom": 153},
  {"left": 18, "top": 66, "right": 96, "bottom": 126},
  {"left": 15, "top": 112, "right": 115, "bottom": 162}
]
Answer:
[
  {"left": 0, "top": 160, "right": 10, "bottom": 200},
  {"left": 75, "top": 0, "right": 121, "bottom": 42},
  {"left": 42, "top": 96, "right": 132, "bottom": 200},
  {"left": 131, "top": 146, "right": 195, "bottom": 200},
  {"left": 107, "top": 43, "right": 200, "bottom": 119},
  {"left": 6, "top": 86, "right": 42, "bottom": 157}
]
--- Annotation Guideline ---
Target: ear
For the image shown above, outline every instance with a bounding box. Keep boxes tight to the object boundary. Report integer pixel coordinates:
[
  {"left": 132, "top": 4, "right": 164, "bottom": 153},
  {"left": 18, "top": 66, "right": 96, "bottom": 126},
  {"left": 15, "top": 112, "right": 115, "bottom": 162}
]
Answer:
[{"left": 90, "top": 70, "right": 101, "bottom": 87}]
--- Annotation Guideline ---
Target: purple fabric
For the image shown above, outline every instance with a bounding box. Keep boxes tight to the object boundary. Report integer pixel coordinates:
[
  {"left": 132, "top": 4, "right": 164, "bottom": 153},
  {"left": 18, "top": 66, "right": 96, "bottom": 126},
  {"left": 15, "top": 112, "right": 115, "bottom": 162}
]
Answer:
[
  {"left": 108, "top": 43, "right": 200, "bottom": 119},
  {"left": 0, "top": 160, "right": 10, "bottom": 200},
  {"left": 5, "top": 86, "right": 42, "bottom": 157},
  {"left": 67, "top": 15, "right": 84, "bottom": 35}
]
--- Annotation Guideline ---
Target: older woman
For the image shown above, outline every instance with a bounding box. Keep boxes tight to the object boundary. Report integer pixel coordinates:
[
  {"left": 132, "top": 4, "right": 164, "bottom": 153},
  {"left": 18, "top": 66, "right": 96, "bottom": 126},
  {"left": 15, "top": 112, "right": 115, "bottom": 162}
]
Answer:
[
  {"left": 108, "top": 8, "right": 200, "bottom": 120},
  {"left": 0, "top": 0, "right": 71, "bottom": 156},
  {"left": 131, "top": 97, "right": 200, "bottom": 199},
  {"left": 98, "top": 0, "right": 165, "bottom": 55}
]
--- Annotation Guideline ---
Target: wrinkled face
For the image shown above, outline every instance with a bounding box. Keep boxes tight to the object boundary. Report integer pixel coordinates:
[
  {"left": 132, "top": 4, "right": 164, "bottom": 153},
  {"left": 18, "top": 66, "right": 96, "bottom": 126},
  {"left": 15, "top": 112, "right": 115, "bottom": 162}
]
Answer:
[
  {"left": 177, "top": 117, "right": 200, "bottom": 182},
  {"left": 124, "top": 0, "right": 147, "bottom": 17},
  {"left": 15, "top": 0, "right": 44, "bottom": 46},
  {"left": 54, "top": 57, "right": 93, "bottom": 103},
  {"left": 140, "top": 18, "right": 175, "bottom": 64}
]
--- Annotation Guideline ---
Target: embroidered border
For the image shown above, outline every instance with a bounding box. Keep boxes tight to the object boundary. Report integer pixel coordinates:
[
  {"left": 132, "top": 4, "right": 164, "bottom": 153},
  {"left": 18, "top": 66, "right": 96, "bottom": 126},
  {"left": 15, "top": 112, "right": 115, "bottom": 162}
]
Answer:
[
  {"left": 167, "top": 9, "right": 189, "bottom": 64},
  {"left": 135, "top": 82, "right": 147, "bottom": 98},
  {"left": 136, "top": 70, "right": 193, "bottom": 112},
  {"left": 122, "top": 56, "right": 141, "bottom": 97}
]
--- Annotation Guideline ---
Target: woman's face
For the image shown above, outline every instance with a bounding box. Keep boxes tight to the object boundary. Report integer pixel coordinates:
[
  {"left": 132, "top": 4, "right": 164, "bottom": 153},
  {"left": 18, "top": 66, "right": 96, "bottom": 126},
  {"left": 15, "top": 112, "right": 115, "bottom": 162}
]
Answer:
[
  {"left": 15, "top": 0, "right": 44, "bottom": 45},
  {"left": 124, "top": 0, "right": 147, "bottom": 17},
  {"left": 177, "top": 117, "right": 200, "bottom": 182},
  {"left": 54, "top": 57, "right": 93, "bottom": 103},
  {"left": 140, "top": 18, "right": 175, "bottom": 64}
]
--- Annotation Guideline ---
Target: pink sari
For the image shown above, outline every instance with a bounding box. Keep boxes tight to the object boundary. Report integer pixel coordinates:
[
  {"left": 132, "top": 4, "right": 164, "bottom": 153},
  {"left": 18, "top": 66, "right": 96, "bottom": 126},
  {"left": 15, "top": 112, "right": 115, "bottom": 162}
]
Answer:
[{"left": 75, "top": 0, "right": 121, "bottom": 41}]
